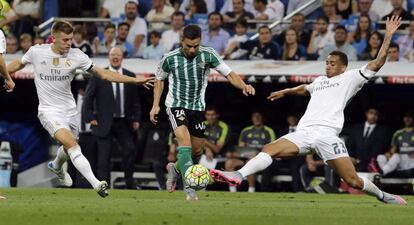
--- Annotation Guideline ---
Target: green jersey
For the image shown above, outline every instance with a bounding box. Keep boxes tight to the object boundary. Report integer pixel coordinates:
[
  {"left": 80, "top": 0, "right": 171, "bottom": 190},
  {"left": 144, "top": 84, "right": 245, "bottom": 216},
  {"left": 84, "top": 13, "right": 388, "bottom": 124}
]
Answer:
[{"left": 155, "top": 46, "right": 232, "bottom": 111}]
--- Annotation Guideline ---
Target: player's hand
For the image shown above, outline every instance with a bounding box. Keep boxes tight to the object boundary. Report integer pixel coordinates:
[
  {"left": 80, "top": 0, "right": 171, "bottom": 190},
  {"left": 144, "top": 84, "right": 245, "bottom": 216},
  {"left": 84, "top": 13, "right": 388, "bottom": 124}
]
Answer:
[
  {"left": 385, "top": 15, "right": 402, "bottom": 35},
  {"left": 3, "top": 77, "right": 15, "bottom": 92},
  {"left": 90, "top": 120, "right": 98, "bottom": 126},
  {"left": 267, "top": 90, "right": 286, "bottom": 101},
  {"left": 242, "top": 84, "right": 255, "bottom": 96},
  {"left": 150, "top": 106, "right": 160, "bottom": 125},
  {"left": 135, "top": 77, "right": 155, "bottom": 89}
]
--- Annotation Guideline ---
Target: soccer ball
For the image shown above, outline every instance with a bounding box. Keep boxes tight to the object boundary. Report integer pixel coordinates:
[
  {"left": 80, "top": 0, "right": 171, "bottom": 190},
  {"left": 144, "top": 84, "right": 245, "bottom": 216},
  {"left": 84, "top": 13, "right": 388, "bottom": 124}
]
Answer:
[{"left": 184, "top": 164, "right": 211, "bottom": 190}]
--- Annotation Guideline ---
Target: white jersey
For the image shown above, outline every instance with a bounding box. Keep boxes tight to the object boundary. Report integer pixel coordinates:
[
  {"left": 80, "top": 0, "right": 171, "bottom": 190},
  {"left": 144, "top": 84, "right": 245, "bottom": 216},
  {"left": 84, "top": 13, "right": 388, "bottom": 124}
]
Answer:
[
  {"left": 21, "top": 44, "right": 93, "bottom": 116},
  {"left": 297, "top": 65, "right": 376, "bottom": 133},
  {"left": 0, "top": 30, "right": 6, "bottom": 54}
]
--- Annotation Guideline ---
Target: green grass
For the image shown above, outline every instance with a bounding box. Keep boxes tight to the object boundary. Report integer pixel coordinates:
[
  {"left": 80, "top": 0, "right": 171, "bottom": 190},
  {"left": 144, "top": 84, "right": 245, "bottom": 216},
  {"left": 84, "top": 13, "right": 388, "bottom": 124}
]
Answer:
[{"left": 0, "top": 188, "right": 413, "bottom": 225}]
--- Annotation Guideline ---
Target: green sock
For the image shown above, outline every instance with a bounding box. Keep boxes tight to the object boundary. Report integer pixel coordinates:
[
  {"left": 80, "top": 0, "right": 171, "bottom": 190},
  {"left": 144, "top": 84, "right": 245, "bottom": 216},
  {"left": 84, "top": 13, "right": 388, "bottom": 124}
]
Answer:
[
  {"left": 176, "top": 146, "right": 193, "bottom": 181},
  {"left": 192, "top": 154, "right": 202, "bottom": 164}
]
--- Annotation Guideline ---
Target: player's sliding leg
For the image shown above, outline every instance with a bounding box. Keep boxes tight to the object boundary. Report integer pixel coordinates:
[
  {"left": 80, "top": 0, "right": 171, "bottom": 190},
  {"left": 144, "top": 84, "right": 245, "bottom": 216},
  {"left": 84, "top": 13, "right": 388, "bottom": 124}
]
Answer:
[
  {"left": 48, "top": 145, "right": 73, "bottom": 187},
  {"left": 328, "top": 157, "right": 407, "bottom": 205},
  {"left": 211, "top": 138, "right": 299, "bottom": 186},
  {"left": 54, "top": 129, "right": 108, "bottom": 197}
]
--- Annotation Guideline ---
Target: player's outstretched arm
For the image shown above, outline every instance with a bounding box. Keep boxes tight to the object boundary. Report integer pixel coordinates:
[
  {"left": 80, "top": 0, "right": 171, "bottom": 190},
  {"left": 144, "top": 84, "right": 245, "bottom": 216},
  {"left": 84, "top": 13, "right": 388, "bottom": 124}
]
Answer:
[
  {"left": 366, "top": 15, "right": 401, "bottom": 72},
  {"left": 90, "top": 66, "right": 155, "bottom": 89},
  {"left": 0, "top": 54, "right": 14, "bottom": 92},
  {"left": 150, "top": 79, "right": 164, "bottom": 125},
  {"left": 226, "top": 71, "right": 255, "bottom": 96},
  {"left": 267, "top": 84, "right": 309, "bottom": 101}
]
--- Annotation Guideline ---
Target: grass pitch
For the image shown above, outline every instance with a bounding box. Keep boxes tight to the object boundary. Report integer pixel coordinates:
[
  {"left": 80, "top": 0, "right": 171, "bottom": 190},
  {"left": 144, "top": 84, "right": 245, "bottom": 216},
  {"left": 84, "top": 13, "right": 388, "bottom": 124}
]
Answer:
[{"left": 0, "top": 188, "right": 413, "bottom": 225}]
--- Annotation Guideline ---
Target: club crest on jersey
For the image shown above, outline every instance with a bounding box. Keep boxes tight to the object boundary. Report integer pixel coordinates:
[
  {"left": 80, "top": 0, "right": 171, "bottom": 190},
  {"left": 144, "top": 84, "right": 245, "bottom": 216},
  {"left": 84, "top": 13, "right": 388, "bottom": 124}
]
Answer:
[
  {"left": 52, "top": 58, "right": 60, "bottom": 67},
  {"left": 65, "top": 59, "right": 72, "bottom": 67}
]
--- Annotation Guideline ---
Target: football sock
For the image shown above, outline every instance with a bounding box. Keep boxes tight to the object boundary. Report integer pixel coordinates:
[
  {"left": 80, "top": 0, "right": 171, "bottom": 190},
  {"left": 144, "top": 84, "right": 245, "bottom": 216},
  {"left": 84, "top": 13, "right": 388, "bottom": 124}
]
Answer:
[
  {"left": 176, "top": 146, "right": 193, "bottom": 183},
  {"left": 238, "top": 152, "right": 273, "bottom": 178},
  {"left": 360, "top": 176, "right": 384, "bottom": 199},
  {"left": 67, "top": 145, "right": 100, "bottom": 189},
  {"left": 52, "top": 146, "right": 68, "bottom": 170}
]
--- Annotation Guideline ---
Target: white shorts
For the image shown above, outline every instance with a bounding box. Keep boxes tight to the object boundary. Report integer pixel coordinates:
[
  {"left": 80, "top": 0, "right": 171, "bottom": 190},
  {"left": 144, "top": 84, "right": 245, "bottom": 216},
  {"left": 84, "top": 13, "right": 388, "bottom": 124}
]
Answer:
[
  {"left": 282, "top": 126, "right": 349, "bottom": 162},
  {"left": 38, "top": 112, "right": 80, "bottom": 139}
]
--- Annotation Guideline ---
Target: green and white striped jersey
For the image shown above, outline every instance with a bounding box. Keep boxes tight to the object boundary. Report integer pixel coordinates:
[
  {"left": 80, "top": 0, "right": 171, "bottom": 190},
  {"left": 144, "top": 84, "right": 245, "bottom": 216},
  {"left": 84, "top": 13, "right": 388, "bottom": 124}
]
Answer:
[{"left": 155, "top": 46, "right": 232, "bottom": 111}]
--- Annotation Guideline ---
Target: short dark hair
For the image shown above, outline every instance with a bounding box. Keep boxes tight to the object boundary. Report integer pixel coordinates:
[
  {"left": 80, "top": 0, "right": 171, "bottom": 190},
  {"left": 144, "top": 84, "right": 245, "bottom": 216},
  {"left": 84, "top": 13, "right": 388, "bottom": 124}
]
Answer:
[
  {"left": 389, "top": 42, "right": 399, "bottom": 51},
  {"left": 171, "top": 11, "right": 185, "bottom": 20},
  {"left": 104, "top": 23, "right": 116, "bottom": 31},
  {"left": 335, "top": 25, "right": 347, "bottom": 33},
  {"left": 292, "top": 12, "right": 305, "bottom": 18},
  {"left": 51, "top": 20, "right": 74, "bottom": 35},
  {"left": 316, "top": 15, "right": 329, "bottom": 24},
  {"left": 208, "top": 11, "right": 223, "bottom": 21},
  {"left": 118, "top": 22, "right": 130, "bottom": 30},
  {"left": 73, "top": 25, "right": 86, "bottom": 36},
  {"left": 235, "top": 18, "right": 248, "bottom": 28},
  {"left": 150, "top": 30, "right": 161, "bottom": 38},
  {"left": 205, "top": 106, "right": 219, "bottom": 113},
  {"left": 182, "top": 25, "right": 201, "bottom": 40},
  {"left": 258, "top": 25, "right": 271, "bottom": 33},
  {"left": 255, "top": 0, "right": 268, "bottom": 5},
  {"left": 328, "top": 51, "right": 348, "bottom": 66}
]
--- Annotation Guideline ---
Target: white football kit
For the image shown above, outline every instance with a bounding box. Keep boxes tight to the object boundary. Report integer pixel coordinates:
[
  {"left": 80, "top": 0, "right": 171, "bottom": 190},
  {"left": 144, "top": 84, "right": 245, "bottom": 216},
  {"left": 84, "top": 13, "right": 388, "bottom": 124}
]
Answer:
[
  {"left": 283, "top": 65, "right": 376, "bottom": 162},
  {"left": 21, "top": 44, "right": 94, "bottom": 138}
]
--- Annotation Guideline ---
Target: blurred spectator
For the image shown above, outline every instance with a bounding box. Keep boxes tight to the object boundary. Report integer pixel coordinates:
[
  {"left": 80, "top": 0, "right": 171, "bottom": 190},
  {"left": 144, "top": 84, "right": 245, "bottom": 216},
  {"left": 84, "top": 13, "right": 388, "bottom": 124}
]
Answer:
[
  {"left": 346, "top": 15, "right": 372, "bottom": 56},
  {"left": 116, "top": 22, "right": 135, "bottom": 57},
  {"left": 318, "top": 26, "right": 357, "bottom": 61},
  {"left": 336, "top": 0, "right": 358, "bottom": 19},
  {"left": 225, "top": 111, "right": 276, "bottom": 192},
  {"left": 237, "top": 25, "right": 280, "bottom": 60},
  {"left": 72, "top": 25, "right": 93, "bottom": 57},
  {"left": 146, "top": 0, "right": 175, "bottom": 31},
  {"left": 223, "top": 18, "right": 249, "bottom": 59},
  {"left": 0, "top": 0, "right": 40, "bottom": 36},
  {"left": 93, "top": 24, "right": 117, "bottom": 56},
  {"left": 6, "top": 35, "right": 18, "bottom": 54},
  {"left": 0, "top": 0, "right": 13, "bottom": 35},
  {"left": 346, "top": 108, "right": 390, "bottom": 172},
  {"left": 375, "top": 112, "right": 414, "bottom": 177},
  {"left": 307, "top": 16, "right": 335, "bottom": 59},
  {"left": 141, "top": 31, "right": 165, "bottom": 59},
  {"left": 371, "top": 0, "right": 407, "bottom": 20},
  {"left": 180, "top": 0, "right": 215, "bottom": 14},
  {"left": 359, "top": 31, "right": 383, "bottom": 60},
  {"left": 83, "top": 47, "right": 141, "bottom": 189},
  {"left": 281, "top": 28, "right": 307, "bottom": 60},
  {"left": 275, "top": 13, "right": 310, "bottom": 48},
  {"left": 387, "top": 42, "right": 408, "bottom": 61},
  {"left": 253, "top": 0, "right": 284, "bottom": 21},
  {"left": 201, "top": 12, "right": 230, "bottom": 55},
  {"left": 380, "top": 0, "right": 412, "bottom": 30},
  {"left": 33, "top": 36, "right": 44, "bottom": 45},
  {"left": 220, "top": 0, "right": 255, "bottom": 15},
  {"left": 202, "top": 107, "right": 230, "bottom": 169},
  {"left": 395, "top": 20, "right": 414, "bottom": 61},
  {"left": 16, "top": 33, "right": 32, "bottom": 54},
  {"left": 356, "top": 0, "right": 380, "bottom": 22},
  {"left": 286, "top": 0, "right": 308, "bottom": 15},
  {"left": 322, "top": 0, "right": 342, "bottom": 25},
  {"left": 223, "top": 0, "right": 255, "bottom": 32},
  {"left": 185, "top": 0, "right": 208, "bottom": 21},
  {"left": 100, "top": 0, "right": 130, "bottom": 18},
  {"left": 124, "top": 0, "right": 148, "bottom": 56},
  {"left": 160, "top": 11, "right": 185, "bottom": 52},
  {"left": 300, "top": 154, "right": 338, "bottom": 192}
]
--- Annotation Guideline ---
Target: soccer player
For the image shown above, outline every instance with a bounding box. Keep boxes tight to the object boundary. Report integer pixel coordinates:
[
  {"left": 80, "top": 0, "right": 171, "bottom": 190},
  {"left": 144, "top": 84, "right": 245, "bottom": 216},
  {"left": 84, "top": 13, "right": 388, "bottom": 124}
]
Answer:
[
  {"left": 210, "top": 16, "right": 407, "bottom": 205},
  {"left": 150, "top": 25, "right": 255, "bottom": 200},
  {"left": 6, "top": 20, "right": 154, "bottom": 197},
  {"left": 0, "top": 1, "right": 14, "bottom": 93}
]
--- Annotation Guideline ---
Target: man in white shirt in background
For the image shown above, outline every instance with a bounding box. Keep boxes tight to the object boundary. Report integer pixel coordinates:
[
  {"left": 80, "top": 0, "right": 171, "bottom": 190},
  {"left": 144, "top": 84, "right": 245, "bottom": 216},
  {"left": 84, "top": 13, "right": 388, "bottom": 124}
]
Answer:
[
  {"left": 124, "top": 0, "right": 147, "bottom": 56},
  {"left": 160, "top": 11, "right": 185, "bottom": 52}
]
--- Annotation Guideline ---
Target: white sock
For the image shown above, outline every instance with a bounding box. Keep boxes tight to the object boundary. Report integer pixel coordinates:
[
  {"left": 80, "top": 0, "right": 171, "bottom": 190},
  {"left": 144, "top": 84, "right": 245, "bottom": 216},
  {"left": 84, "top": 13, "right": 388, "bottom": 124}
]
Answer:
[
  {"left": 238, "top": 152, "right": 273, "bottom": 178},
  {"left": 52, "top": 146, "right": 68, "bottom": 170},
  {"left": 360, "top": 176, "right": 384, "bottom": 199},
  {"left": 67, "top": 145, "right": 100, "bottom": 189},
  {"left": 248, "top": 187, "right": 255, "bottom": 193},
  {"left": 229, "top": 186, "right": 237, "bottom": 192}
]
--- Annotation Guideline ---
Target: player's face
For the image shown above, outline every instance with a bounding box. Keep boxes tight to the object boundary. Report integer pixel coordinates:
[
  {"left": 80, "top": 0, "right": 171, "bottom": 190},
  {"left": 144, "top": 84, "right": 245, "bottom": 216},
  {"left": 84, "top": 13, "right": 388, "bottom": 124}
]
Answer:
[
  {"left": 205, "top": 110, "right": 219, "bottom": 124},
  {"left": 325, "top": 55, "right": 346, "bottom": 77},
  {"left": 109, "top": 48, "right": 124, "bottom": 68},
  {"left": 403, "top": 116, "right": 413, "bottom": 127},
  {"left": 181, "top": 38, "right": 200, "bottom": 58},
  {"left": 52, "top": 31, "right": 73, "bottom": 54},
  {"left": 366, "top": 109, "right": 379, "bottom": 124}
]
